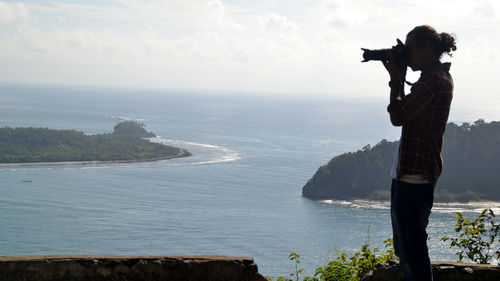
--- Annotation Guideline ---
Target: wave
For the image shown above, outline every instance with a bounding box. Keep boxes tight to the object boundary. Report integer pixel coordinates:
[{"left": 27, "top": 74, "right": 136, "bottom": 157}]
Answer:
[
  {"left": 147, "top": 137, "right": 244, "bottom": 165},
  {"left": 432, "top": 201, "right": 500, "bottom": 214},
  {"left": 319, "top": 199, "right": 390, "bottom": 210},
  {"left": 0, "top": 137, "right": 244, "bottom": 172},
  {"left": 319, "top": 199, "right": 500, "bottom": 214},
  {"left": 107, "top": 116, "right": 150, "bottom": 122}
]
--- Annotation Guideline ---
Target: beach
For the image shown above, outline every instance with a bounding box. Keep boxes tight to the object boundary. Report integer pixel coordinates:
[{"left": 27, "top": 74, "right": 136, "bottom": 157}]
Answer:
[{"left": 0, "top": 149, "right": 191, "bottom": 167}]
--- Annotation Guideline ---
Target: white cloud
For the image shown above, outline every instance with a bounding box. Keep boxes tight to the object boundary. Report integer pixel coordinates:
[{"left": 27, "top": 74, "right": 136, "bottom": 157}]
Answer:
[
  {"left": 0, "top": 0, "right": 498, "bottom": 99},
  {"left": 262, "top": 13, "right": 297, "bottom": 31},
  {"left": 0, "top": 1, "right": 29, "bottom": 23},
  {"left": 205, "top": 0, "right": 241, "bottom": 28},
  {"left": 473, "top": 0, "right": 496, "bottom": 18},
  {"left": 321, "top": 0, "right": 366, "bottom": 28}
]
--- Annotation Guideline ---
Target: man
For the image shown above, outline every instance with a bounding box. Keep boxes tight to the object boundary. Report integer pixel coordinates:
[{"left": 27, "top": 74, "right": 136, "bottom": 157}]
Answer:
[{"left": 383, "top": 25, "right": 456, "bottom": 281}]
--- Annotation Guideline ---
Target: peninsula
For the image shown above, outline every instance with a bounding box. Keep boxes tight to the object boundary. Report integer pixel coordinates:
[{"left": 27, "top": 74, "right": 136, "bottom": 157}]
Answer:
[
  {"left": 302, "top": 119, "right": 500, "bottom": 203},
  {"left": 0, "top": 121, "right": 190, "bottom": 165}
]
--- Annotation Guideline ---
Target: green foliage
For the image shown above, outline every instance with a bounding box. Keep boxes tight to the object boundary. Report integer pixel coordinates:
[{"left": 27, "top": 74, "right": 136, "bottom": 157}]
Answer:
[
  {"left": 267, "top": 239, "right": 396, "bottom": 281},
  {"left": 0, "top": 126, "right": 183, "bottom": 163},
  {"left": 113, "top": 121, "right": 156, "bottom": 138},
  {"left": 441, "top": 208, "right": 500, "bottom": 264},
  {"left": 266, "top": 253, "right": 317, "bottom": 281},
  {"left": 302, "top": 120, "right": 500, "bottom": 202},
  {"left": 313, "top": 238, "right": 395, "bottom": 281}
]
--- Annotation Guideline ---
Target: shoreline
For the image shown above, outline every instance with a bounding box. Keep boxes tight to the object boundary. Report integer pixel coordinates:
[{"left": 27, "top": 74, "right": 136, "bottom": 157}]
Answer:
[
  {"left": 0, "top": 149, "right": 191, "bottom": 167},
  {"left": 314, "top": 197, "right": 500, "bottom": 207}
]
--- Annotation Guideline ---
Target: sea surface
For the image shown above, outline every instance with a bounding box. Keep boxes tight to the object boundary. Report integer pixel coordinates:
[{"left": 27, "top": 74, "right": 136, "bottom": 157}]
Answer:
[{"left": 1, "top": 83, "right": 499, "bottom": 277}]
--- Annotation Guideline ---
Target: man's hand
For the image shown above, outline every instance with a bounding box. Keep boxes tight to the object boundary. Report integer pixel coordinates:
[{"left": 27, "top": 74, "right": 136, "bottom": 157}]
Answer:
[{"left": 382, "top": 53, "right": 407, "bottom": 82}]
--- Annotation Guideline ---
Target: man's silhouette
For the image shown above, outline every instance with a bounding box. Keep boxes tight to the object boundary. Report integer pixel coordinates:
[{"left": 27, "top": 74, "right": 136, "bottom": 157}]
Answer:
[{"left": 383, "top": 25, "right": 456, "bottom": 281}]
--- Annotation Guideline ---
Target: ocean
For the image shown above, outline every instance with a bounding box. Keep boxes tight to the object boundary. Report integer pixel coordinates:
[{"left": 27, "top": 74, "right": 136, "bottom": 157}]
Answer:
[{"left": 1, "top": 83, "right": 499, "bottom": 277}]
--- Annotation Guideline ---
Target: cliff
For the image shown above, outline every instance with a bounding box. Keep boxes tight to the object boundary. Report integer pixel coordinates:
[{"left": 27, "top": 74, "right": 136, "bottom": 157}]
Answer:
[{"left": 302, "top": 120, "right": 500, "bottom": 202}]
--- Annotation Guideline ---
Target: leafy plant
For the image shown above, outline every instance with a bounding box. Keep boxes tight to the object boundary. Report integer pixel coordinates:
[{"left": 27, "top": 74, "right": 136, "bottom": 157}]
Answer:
[
  {"left": 441, "top": 208, "right": 500, "bottom": 264},
  {"left": 313, "top": 238, "right": 395, "bottom": 281},
  {"left": 266, "top": 252, "right": 317, "bottom": 281},
  {"left": 267, "top": 238, "right": 396, "bottom": 281}
]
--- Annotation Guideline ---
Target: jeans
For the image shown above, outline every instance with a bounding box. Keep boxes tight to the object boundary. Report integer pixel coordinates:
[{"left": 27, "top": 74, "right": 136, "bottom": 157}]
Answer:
[{"left": 391, "top": 179, "right": 434, "bottom": 281}]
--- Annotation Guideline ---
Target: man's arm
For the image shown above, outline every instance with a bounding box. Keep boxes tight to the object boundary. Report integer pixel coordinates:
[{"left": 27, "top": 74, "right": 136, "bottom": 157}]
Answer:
[
  {"left": 387, "top": 80, "right": 405, "bottom": 126},
  {"left": 387, "top": 78, "right": 435, "bottom": 126},
  {"left": 389, "top": 80, "right": 404, "bottom": 103}
]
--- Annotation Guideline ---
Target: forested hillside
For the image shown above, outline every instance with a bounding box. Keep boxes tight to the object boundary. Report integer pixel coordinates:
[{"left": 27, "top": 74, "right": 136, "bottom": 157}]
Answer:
[
  {"left": 0, "top": 122, "right": 186, "bottom": 163},
  {"left": 302, "top": 120, "right": 500, "bottom": 202},
  {"left": 113, "top": 121, "right": 156, "bottom": 138}
]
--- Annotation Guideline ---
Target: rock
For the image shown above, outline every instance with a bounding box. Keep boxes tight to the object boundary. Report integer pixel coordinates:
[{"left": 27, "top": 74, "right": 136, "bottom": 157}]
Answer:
[
  {"left": 0, "top": 255, "right": 268, "bottom": 281},
  {"left": 361, "top": 261, "right": 500, "bottom": 281}
]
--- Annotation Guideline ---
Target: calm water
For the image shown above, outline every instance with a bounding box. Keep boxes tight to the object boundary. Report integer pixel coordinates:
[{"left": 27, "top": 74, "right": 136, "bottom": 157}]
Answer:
[{"left": 0, "top": 83, "right": 499, "bottom": 277}]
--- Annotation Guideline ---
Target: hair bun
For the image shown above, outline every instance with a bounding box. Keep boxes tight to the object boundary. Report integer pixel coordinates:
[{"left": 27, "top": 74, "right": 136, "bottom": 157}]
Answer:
[{"left": 439, "top": 32, "right": 457, "bottom": 57}]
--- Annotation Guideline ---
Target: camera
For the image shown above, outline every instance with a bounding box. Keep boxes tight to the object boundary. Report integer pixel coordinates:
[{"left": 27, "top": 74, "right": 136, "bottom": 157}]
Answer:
[{"left": 361, "top": 39, "right": 410, "bottom": 66}]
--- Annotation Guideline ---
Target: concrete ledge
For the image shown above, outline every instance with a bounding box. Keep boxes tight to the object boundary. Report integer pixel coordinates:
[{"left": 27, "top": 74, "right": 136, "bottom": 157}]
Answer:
[
  {"left": 0, "top": 255, "right": 268, "bottom": 281},
  {"left": 362, "top": 260, "right": 500, "bottom": 281}
]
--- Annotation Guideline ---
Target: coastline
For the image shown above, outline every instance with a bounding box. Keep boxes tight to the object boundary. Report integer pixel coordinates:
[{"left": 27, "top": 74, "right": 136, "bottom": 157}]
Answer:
[
  {"left": 310, "top": 195, "right": 500, "bottom": 205},
  {"left": 0, "top": 149, "right": 191, "bottom": 167},
  {"left": 316, "top": 198, "right": 500, "bottom": 213}
]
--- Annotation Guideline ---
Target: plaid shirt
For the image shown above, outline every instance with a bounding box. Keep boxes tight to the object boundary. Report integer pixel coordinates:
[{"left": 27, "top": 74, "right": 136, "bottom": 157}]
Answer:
[{"left": 387, "top": 62, "right": 453, "bottom": 187}]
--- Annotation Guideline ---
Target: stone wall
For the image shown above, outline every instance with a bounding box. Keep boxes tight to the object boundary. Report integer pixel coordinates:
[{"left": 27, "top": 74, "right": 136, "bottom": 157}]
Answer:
[
  {"left": 4, "top": 255, "right": 498, "bottom": 281},
  {"left": 362, "top": 260, "right": 500, "bottom": 281},
  {"left": 0, "top": 255, "right": 268, "bottom": 281}
]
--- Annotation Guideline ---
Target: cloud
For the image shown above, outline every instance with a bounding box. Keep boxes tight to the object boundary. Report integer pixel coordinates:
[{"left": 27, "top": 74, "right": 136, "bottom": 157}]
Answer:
[
  {"left": 205, "top": 0, "right": 241, "bottom": 28},
  {"left": 0, "top": 1, "right": 29, "bottom": 23},
  {"left": 473, "top": 0, "right": 496, "bottom": 18},
  {"left": 262, "top": 13, "right": 297, "bottom": 31},
  {"left": 321, "top": 0, "right": 366, "bottom": 28},
  {"left": 0, "top": 0, "right": 498, "bottom": 98}
]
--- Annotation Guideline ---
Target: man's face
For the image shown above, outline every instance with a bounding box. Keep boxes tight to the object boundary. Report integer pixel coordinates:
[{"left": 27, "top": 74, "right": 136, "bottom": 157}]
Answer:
[{"left": 405, "top": 34, "right": 432, "bottom": 71}]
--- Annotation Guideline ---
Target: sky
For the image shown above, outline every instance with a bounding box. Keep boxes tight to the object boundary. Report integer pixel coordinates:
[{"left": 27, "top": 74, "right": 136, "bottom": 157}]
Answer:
[{"left": 0, "top": 0, "right": 499, "bottom": 99}]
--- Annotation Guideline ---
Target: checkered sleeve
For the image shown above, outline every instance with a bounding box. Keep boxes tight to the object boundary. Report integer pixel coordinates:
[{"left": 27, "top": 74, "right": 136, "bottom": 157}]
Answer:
[{"left": 387, "top": 75, "right": 437, "bottom": 126}]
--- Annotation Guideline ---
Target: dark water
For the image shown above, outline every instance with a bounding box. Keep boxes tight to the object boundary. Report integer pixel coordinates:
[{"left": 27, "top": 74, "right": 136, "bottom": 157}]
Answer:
[{"left": 0, "top": 83, "right": 499, "bottom": 277}]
